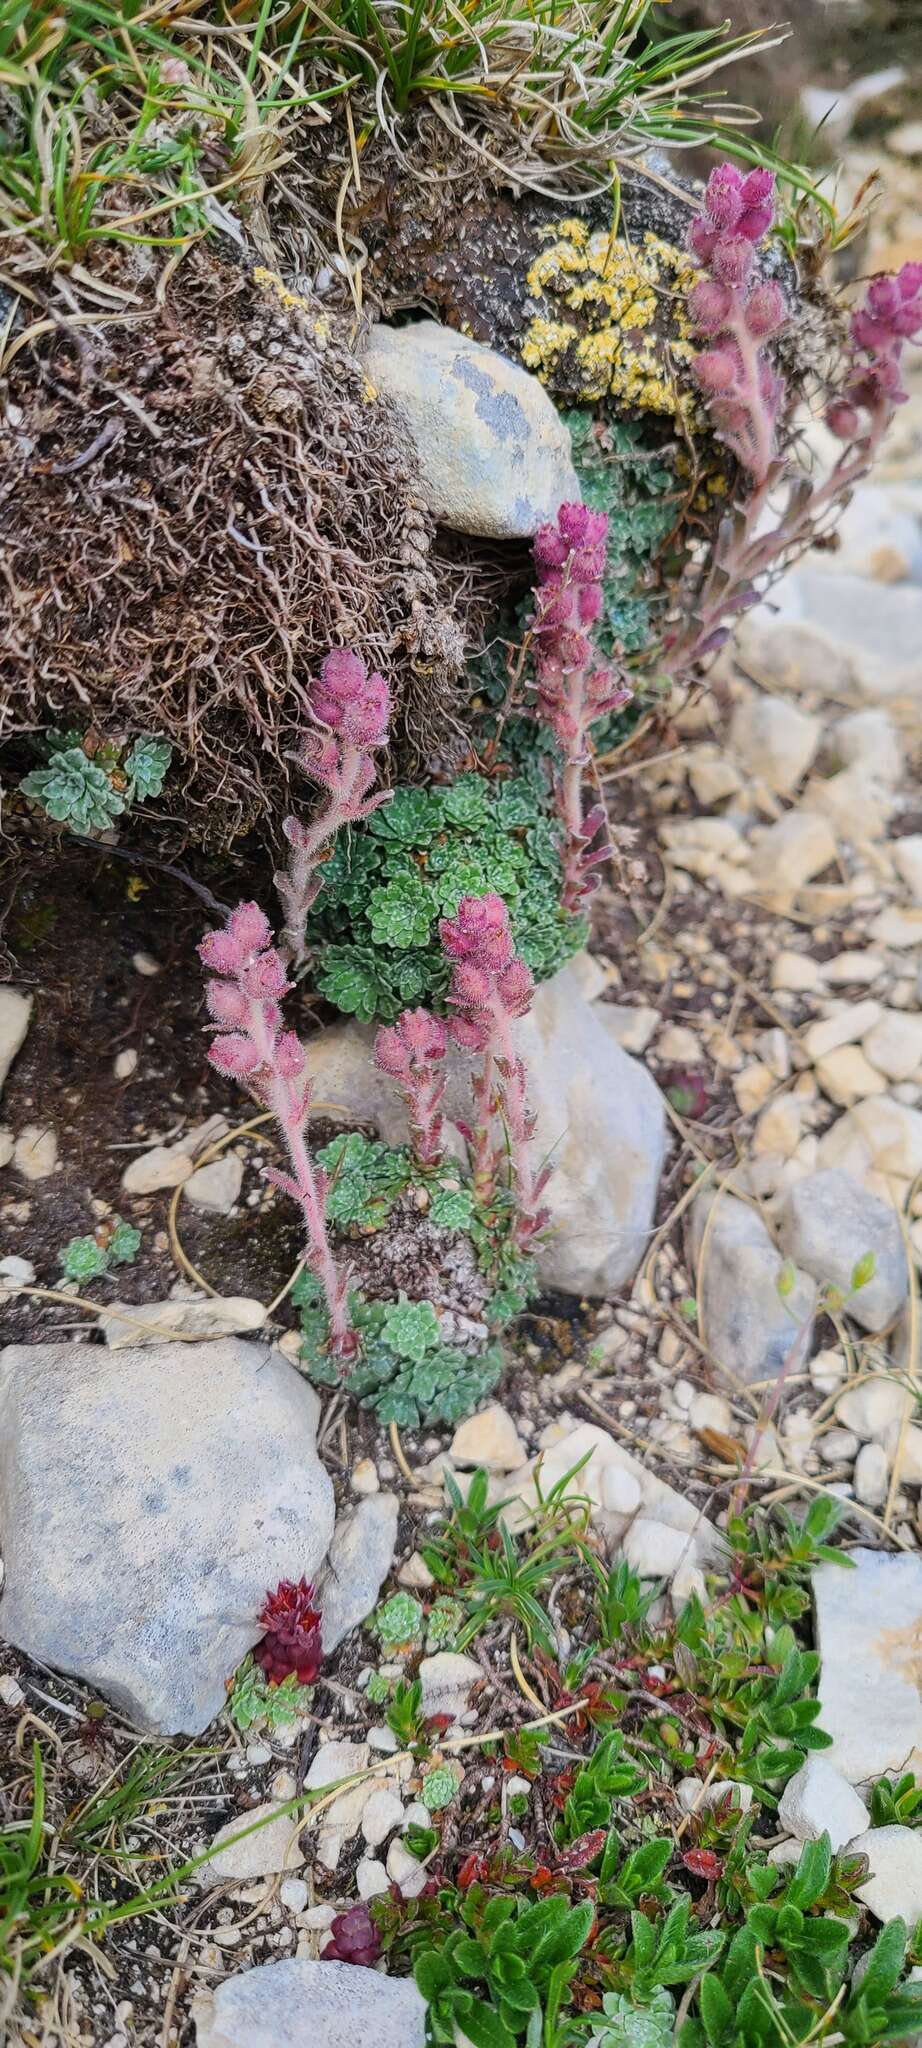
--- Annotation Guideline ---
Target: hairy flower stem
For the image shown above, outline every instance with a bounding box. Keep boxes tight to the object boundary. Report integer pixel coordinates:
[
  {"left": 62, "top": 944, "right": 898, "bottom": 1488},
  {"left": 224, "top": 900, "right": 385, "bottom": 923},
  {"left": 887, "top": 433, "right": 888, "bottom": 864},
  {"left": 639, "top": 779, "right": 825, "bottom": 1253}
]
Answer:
[
  {"left": 277, "top": 746, "right": 375, "bottom": 966},
  {"left": 274, "top": 648, "right": 391, "bottom": 972},
  {"left": 469, "top": 1045, "right": 500, "bottom": 1209},
  {"left": 489, "top": 1001, "right": 544, "bottom": 1252}
]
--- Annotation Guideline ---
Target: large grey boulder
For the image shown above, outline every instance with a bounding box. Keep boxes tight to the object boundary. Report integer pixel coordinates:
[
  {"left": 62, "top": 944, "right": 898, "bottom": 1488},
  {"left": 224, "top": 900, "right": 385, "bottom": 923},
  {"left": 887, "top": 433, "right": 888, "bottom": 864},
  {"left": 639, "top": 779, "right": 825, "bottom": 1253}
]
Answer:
[
  {"left": 194, "top": 1960, "right": 427, "bottom": 2048},
  {"left": 691, "top": 1189, "right": 816, "bottom": 1385},
  {"left": 0, "top": 1340, "right": 335, "bottom": 1735},
  {"left": 307, "top": 962, "right": 667, "bottom": 1297},
  {"left": 362, "top": 321, "right": 580, "bottom": 538},
  {"left": 778, "top": 1168, "right": 907, "bottom": 1332}
]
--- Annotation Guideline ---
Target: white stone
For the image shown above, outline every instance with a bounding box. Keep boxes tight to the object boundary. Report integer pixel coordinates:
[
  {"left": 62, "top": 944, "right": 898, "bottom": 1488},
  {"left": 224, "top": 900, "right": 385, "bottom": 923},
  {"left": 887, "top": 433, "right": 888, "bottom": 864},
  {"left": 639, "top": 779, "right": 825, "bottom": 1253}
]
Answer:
[
  {"left": 660, "top": 817, "right": 749, "bottom": 880},
  {"left": 870, "top": 908, "right": 922, "bottom": 949},
  {"left": 854, "top": 1441, "right": 890, "bottom": 1507},
  {"left": 532, "top": 1424, "right": 723, "bottom": 1573},
  {"left": 317, "top": 1494, "right": 399, "bottom": 1652},
  {"left": 600, "top": 1465, "right": 642, "bottom": 1516},
  {"left": 121, "top": 1143, "right": 193, "bottom": 1194},
  {"left": 362, "top": 321, "right": 579, "bottom": 538},
  {"left": 114, "top": 1049, "right": 138, "bottom": 1081},
  {"left": 183, "top": 1154, "right": 244, "bottom": 1214},
  {"left": 807, "top": 765, "right": 895, "bottom": 844},
  {"left": 816, "top": 1046, "right": 887, "bottom": 1106},
  {"left": 386, "top": 1838, "right": 428, "bottom": 1898},
  {"left": 305, "top": 1742, "right": 372, "bottom": 1838},
  {"left": 818, "top": 1426, "right": 859, "bottom": 1465},
  {"left": 0, "top": 1673, "right": 25, "bottom": 1709},
  {"left": 730, "top": 696, "right": 821, "bottom": 794},
  {"left": 99, "top": 1295, "right": 265, "bottom": 1348},
  {"left": 814, "top": 1548, "right": 922, "bottom": 1781},
  {"left": 754, "top": 1096, "right": 801, "bottom": 1157},
  {"left": 818, "top": 1097, "right": 922, "bottom": 1183},
  {"left": 397, "top": 1551, "right": 435, "bottom": 1590},
  {"left": 676, "top": 1777, "right": 753, "bottom": 1816},
  {"left": 822, "top": 951, "right": 887, "bottom": 986},
  {"left": 657, "top": 1025, "right": 702, "bottom": 1063},
  {"left": 810, "top": 1348, "right": 847, "bottom": 1396},
  {"left": 204, "top": 1801, "right": 303, "bottom": 1882},
  {"left": 0, "top": 1339, "right": 333, "bottom": 1736},
  {"left": 356, "top": 1856, "right": 391, "bottom": 1899},
  {"left": 688, "top": 1391, "right": 733, "bottom": 1437},
  {"left": 450, "top": 1403, "right": 525, "bottom": 1472},
  {"left": 418, "top": 1652, "right": 482, "bottom": 1722},
  {"left": 623, "top": 1518, "right": 699, "bottom": 1580},
  {"left": 833, "top": 708, "right": 904, "bottom": 786},
  {"left": 351, "top": 1458, "right": 380, "bottom": 1495},
  {"left": 691, "top": 1188, "right": 815, "bottom": 1385},
  {"left": 864, "top": 1012, "right": 922, "bottom": 1082},
  {"left": 778, "top": 1757, "right": 869, "bottom": 1852},
  {"left": 193, "top": 1959, "right": 427, "bottom": 2048},
  {"left": 279, "top": 1877, "right": 308, "bottom": 1913},
  {"left": 849, "top": 1827, "right": 922, "bottom": 1925},
  {"left": 836, "top": 1377, "right": 910, "bottom": 1441},
  {"left": 598, "top": 1004, "right": 659, "bottom": 1055},
  {"left": 687, "top": 750, "right": 743, "bottom": 807},
  {"left": 0, "top": 989, "right": 32, "bottom": 1098},
  {"left": 13, "top": 1123, "right": 57, "bottom": 1181},
  {"left": 893, "top": 836, "right": 922, "bottom": 904},
  {"left": 361, "top": 1787, "right": 404, "bottom": 1847},
  {"left": 753, "top": 812, "right": 837, "bottom": 900},
  {"left": 0, "top": 1129, "right": 13, "bottom": 1168},
  {"left": 0, "top": 1255, "right": 35, "bottom": 1289},
  {"left": 771, "top": 951, "right": 823, "bottom": 993},
  {"left": 803, "top": 1002, "right": 883, "bottom": 1062},
  {"left": 778, "top": 1169, "right": 907, "bottom": 1332}
]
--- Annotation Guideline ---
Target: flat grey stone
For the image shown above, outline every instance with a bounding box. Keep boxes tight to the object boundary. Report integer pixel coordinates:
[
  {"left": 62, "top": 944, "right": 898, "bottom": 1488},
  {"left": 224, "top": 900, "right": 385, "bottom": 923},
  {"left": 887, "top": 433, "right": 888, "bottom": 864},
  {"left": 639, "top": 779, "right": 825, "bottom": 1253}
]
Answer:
[
  {"left": 194, "top": 1959, "right": 427, "bottom": 2048},
  {"left": 814, "top": 1548, "right": 922, "bottom": 1782},
  {"left": 318, "top": 1493, "right": 399, "bottom": 1652},
  {"left": 0, "top": 988, "right": 32, "bottom": 1098},
  {"left": 0, "top": 1340, "right": 334, "bottom": 1735},
  {"left": 778, "top": 1169, "right": 907, "bottom": 1332},
  {"left": 691, "top": 1189, "right": 816, "bottom": 1385}
]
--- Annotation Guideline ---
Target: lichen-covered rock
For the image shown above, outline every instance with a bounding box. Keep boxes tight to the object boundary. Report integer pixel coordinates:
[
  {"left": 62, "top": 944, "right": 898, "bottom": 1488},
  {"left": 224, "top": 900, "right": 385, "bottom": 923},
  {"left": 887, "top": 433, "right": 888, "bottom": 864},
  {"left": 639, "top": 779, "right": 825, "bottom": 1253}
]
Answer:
[
  {"left": 362, "top": 321, "right": 579, "bottom": 537},
  {"left": 0, "top": 1340, "right": 334, "bottom": 1734},
  {"left": 307, "top": 962, "right": 667, "bottom": 1297}
]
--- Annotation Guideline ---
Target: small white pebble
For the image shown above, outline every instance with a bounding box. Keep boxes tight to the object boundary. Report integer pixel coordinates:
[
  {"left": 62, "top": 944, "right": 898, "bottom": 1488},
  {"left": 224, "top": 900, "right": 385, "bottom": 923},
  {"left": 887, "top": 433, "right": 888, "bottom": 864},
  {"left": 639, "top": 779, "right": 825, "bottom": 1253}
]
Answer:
[
  {"left": 303, "top": 1904, "right": 336, "bottom": 1930},
  {"left": 246, "top": 1742, "right": 272, "bottom": 1767},
  {"left": 356, "top": 1857, "right": 391, "bottom": 1900},
  {"left": 0, "top": 1255, "right": 35, "bottom": 1288},
  {"left": 0, "top": 1673, "right": 26, "bottom": 1709},
  {"left": 279, "top": 1878, "right": 309, "bottom": 1914},
  {"left": 351, "top": 1458, "right": 379, "bottom": 1495},
  {"left": 114, "top": 1048, "right": 138, "bottom": 1080},
  {"left": 131, "top": 951, "right": 161, "bottom": 976}
]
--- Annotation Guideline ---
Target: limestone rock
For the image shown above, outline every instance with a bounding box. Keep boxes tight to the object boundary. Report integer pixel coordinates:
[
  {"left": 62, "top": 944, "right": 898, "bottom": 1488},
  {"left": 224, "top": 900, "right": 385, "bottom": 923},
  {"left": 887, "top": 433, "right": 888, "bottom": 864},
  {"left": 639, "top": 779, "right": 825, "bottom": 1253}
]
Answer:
[
  {"left": 777, "top": 1169, "right": 907, "bottom": 1332},
  {"left": 864, "top": 1011, "right": 922, "bottom": 1083},
  {"left": 203, "top": 1802, "right": 303, "bottom": 1882},
  {"left": 307, "top": 962, "right": 667, "bottom": 1298},
  {"left": 0, "top": 989, "right": 32, "bottom": 1098},
  {"left": 752, "top": 811, "right": 836, "bottom": 902},
  {"left": 183, "top": 1154, "right": 244, "bottom": 1214},
  {"left": 777, "top": 1756, "right": 869, "bottom": 1852},
  {"left": 12, "top": 1123, "right": 58, "bottom": 1180},
  {"left": 418, "top": 1652, "right": 482, "bottom": 1722},
  {"left": 893, "top": 835, "right": 922, "bottom": 903},
  {"left": 818, "top": 1098, "right": 922, "bottom": 1184},
  {"left": 691, "top": 1189, "right": 815, "bottom": 1386},
  {"left": 121, "top": 1142, "right": 194, "bottom": 1194},
  {"left": 362, "top": 321, "right": 579, "bottom": 538},
  {"left": 833, "top": 707, "right": 904, "bottom": 786},
  {"left": 849, "top": 1827, "right": 922, "bottom": 1926},
  {"left": 835, "top": 1376, "right": 910, "bottom": 1441},
  {"left": 99, "top": 1294, "right": 265, "bottom": 1347},
  {"left": 0, "top": 1340, "right": 334, "bottom": 1734},
  {"left": 193, "top": 1959, "right": 427, "bottom": 2048},
  {"left": 531, "top": 1421, "right": 722, "bottom": 1570},
  {"left": 813, "top": 1549, "right": 922, "bottom": 1781},
  {"left": 450, "top": 1403, "right": 525, "bottom": 1472},
  {"left": 729, "top": 696, "right": 821, "bottom": 794},
  {"left": 854, "top": 1441, "right": 889, "bottom": 1507},
  {"left": 317, "top": 1493, "right": 399, "bottom": 1653}
]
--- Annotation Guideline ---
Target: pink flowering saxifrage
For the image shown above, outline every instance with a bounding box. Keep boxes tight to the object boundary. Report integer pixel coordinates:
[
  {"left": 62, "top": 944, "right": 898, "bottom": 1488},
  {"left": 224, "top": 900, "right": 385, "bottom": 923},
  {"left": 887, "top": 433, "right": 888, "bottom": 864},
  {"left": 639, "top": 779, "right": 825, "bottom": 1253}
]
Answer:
[
  {"left": 686, "top": 163, "right": 787, "bottom": 484},
  {"left": 439, "top": 893, "right": 550, "bottom": 1253},
  {"left": 199, "top": 900, "right": 359, "bottom": 1360},
  {"left": 531, "top": 501, "right": 631, "bottom": 915},
  {"left": 275, "top": 649, "right": 391, "bottom": 968},
  {"left": 827, "top": 262, "right": 922, "bottom": 442},
  {"left": 374, "top": 1007, "right": 449, "bottom": 1168}
]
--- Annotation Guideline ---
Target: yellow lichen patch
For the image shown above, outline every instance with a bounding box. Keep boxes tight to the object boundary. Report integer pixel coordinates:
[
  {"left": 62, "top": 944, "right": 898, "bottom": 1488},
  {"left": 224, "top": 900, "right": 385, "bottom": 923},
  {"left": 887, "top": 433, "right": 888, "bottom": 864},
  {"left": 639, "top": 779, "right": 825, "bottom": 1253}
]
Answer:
[
  {"left": 253, "top": 264, "right": 331, "bottom": 346},
  {"left": 522, "top": 223, "right": 701, "bottom": 418}
]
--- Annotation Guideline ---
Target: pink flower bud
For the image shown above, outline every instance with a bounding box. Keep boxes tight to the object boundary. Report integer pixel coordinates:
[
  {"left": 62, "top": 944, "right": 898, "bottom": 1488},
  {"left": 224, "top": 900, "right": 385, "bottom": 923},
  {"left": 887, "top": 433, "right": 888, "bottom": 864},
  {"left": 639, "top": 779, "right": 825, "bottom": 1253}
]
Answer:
[
  {"left": 207, "top": 1032, "right": 261, "bottom": 1076},
  {"left": 737, "top": 201, "right": 774, "bottom": 243},
  {"left": 397, "top": 1008, "right": 448, "bottom": 1061},
  {"left": 228, "top": 902, "right": 272, "bottom": 957},
  {"left": 745, "top": 280, "right": 786, "bottom": 339},
  {"left": 440, "top": 894, "right": 514, "bottom": 971},
  {"left": 710, "top": 236, "right": 755, "bottom": 287},
  {"left": 825, "top": 399, "right": 860, "bottom": 440},
  {"left": 533, "top": 524, "right": 570, "bottom": 573},
  {"left": 373, "top": 1025, "right": 408, "bottom": 1077},
  {"left": 496, "top": 959, "right": 534, "bottom": 1016},
  {"left": 687, "top": 279, "right": 734, "bottom": 334},
  {"left": 275, "top": 1031, "right": 305, "bottom": 1078},
  {"left": 206, "top": 979, "right": 248, "bottom": 1027},
  {"left": 450, "top": 1015, "right": 488, "bottom": 1052},
  {"left": 199, "top": 927, "right": 245, "bottom": 975},
  {"left": 688, "top": 217, "right": 719, "bottom": 265},
  {"left": 577, "top": 583, "right": 604, "bottom": 626},
  {"left": 693, "top": 346, "right": 739, "bottom": 395},
  {"left": 244, "top": 948, "right": 289, "bottom": 1001},
  {"left": 704, "top": 163, "right": 744, "bottom": 231},
  {"left": 449, "top": 960, "right": 493, "bottom": 1012}
]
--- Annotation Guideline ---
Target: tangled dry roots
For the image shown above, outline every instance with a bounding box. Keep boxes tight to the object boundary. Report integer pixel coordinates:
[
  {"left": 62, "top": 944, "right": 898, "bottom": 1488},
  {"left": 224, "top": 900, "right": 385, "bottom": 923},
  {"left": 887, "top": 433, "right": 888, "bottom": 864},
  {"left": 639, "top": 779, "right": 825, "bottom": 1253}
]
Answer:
[{"left": 0, "top": 248, "right": 467, "bottom": 847}]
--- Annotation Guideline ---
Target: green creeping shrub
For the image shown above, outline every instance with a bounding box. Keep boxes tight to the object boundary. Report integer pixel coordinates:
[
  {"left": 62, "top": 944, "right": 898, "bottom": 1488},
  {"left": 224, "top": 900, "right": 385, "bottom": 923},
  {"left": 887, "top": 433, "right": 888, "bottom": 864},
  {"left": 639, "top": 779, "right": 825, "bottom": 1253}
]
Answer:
[
  {"left": 292, "top": 1132, "right": 534, "bottom": 1427},
  {"left": 415, "top": 1888, "right": 595, "bottom": 2048},
  {"left": 21, "top": 730, "right": 171, "bottom": 834},
  {"left": 303, "top": 772, "right": 583, "bottom": 1022},
  {"left": 870, "top": 1772, "right": 922, "bottom": 1827}
]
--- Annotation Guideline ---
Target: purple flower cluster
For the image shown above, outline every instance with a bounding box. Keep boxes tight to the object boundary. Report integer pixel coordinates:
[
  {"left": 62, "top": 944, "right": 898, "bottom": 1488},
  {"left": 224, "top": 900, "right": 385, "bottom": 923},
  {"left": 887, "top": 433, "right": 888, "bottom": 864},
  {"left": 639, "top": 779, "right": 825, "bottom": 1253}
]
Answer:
[
  {"left": 686, "top": 162, "right": 787, "bottom": 483},
  {"left": 828, "top": 263, "right": 922, "bottom": 441}
]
